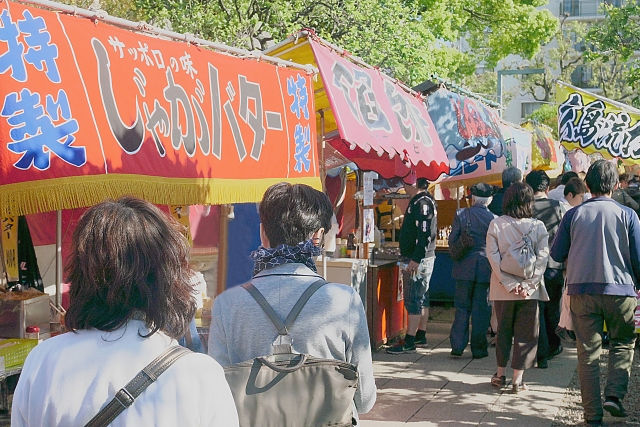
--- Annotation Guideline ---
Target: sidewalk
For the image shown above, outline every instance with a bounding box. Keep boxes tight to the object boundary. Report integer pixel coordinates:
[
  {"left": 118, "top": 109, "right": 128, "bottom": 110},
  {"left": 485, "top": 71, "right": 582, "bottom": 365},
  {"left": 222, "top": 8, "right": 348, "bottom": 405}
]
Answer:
[{"left": 360, "top": 308, "right": 579, "bottom": 427}]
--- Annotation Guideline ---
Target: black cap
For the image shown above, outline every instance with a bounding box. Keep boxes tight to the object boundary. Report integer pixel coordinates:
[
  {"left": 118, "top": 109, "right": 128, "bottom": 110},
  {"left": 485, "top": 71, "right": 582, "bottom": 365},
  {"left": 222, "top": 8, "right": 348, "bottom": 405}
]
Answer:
[
  {"left": 467, "top": 183, "right": 494, "bottom": 198},
  {"left": 416, "top": 178, "right": 429, "bottom": 189}
]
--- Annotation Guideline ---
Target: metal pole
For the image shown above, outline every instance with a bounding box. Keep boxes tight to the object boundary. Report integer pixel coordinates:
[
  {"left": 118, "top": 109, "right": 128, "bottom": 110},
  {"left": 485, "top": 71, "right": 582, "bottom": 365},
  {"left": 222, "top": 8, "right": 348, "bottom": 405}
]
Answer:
[
  {"left": 319, "top": 111, "right": 327, "bottom": 279},
  {"left": 55, "top": 210, "right": 62, "bottom": 308}
]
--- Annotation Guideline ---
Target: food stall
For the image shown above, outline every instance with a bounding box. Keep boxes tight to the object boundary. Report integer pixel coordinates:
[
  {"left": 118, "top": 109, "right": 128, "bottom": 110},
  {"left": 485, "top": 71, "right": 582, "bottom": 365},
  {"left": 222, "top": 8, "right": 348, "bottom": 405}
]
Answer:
[
  {"left": 425, "top": 87, "right": 535, "bottom": 301},
  {"left": 0, "top": 0, "right": 320, "bottom": 394},
  {"left": 265, "top": 31, "right": 450, "bottom": 349}
]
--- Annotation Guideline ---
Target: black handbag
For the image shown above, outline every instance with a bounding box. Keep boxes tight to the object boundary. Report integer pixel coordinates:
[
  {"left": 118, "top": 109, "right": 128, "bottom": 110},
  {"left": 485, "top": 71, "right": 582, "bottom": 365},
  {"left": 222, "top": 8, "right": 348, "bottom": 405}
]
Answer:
[{"left": 449, "top": 209, "right": 474, "bottom": 261}]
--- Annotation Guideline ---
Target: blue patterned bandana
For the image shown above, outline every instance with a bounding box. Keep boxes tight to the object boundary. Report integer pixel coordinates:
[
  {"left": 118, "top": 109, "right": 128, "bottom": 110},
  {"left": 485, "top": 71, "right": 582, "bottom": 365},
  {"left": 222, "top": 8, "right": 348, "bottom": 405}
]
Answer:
[{"left": 251, "top": 240, "right": 321, "bottom": 276}]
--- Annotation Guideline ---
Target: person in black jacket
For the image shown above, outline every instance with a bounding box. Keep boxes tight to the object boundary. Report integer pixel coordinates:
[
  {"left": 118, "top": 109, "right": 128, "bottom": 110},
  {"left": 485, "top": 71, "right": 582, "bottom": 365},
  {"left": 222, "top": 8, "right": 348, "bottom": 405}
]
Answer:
[
  {"left": 488, "top": 167, "right": 523, "bottom": 216},
  {"left": 612, "top": 173, "right": 639, "bottom": 213},
  {"left": 387, "top": 178, "right": 437, "bottom": 354},
  {"left": 525, "top": 170, "right": 565, "bottom": 369},
  {"left": 448, "top": 183, "right": 496, "bottom": 359}
]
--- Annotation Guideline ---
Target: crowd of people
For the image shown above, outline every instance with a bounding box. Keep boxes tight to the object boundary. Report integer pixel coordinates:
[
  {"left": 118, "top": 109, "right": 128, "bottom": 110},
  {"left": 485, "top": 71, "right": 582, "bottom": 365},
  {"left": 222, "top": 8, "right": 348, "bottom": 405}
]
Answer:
[
  {"left": 397, "top": 161, "right": 637, "bottom": 427},
  {"left": 7, "top": 162, "right": 639, "bottom": 427}
]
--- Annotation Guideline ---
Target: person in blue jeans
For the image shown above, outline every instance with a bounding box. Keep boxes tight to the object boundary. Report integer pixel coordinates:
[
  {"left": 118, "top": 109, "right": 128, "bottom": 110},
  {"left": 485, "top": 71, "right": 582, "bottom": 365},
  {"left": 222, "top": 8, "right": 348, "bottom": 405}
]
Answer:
[
  {"left": 388, "top": 178, "right": 437, "bottom": 354},
  {"left": 448, "top": 183, "right": 496, "bottom": 359}
]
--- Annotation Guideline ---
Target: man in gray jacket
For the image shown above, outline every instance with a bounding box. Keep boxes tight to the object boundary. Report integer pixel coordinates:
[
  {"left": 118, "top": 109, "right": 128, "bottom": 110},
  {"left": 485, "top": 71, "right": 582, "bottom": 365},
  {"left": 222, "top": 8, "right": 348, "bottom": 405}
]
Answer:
[
  {"left": 209, "top": 183, "right": 376, "bottom": 423},
  {"left": 551, "top": 160, "right": 639, "bottom": 427}
]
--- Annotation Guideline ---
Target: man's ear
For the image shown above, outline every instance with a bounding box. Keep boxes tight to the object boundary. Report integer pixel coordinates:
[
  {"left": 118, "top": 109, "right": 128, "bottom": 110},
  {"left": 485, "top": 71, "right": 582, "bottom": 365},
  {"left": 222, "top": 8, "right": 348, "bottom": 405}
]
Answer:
[{"left": 260, "top": 224, "right": 270, "bottom": 248}]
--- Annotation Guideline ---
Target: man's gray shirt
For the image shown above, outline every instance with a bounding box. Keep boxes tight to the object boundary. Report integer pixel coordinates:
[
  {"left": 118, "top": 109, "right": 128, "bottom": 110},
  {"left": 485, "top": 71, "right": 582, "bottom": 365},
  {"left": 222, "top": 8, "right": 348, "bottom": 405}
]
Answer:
[{"left": 209, "top": 263, "right": 376, "bottom": 416}]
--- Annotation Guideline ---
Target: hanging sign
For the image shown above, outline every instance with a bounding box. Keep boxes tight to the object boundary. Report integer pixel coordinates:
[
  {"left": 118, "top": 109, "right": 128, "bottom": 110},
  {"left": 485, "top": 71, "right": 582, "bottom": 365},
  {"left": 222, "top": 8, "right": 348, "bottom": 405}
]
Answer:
[
  {"left": 1, "top": 216, "right": 18, "bottom": 281},
  {"left": 0, "top": 1, "right": 319, "bottom": 216},
  {"left": 556, "top": 81, "right": 640, "bottom": 165}
]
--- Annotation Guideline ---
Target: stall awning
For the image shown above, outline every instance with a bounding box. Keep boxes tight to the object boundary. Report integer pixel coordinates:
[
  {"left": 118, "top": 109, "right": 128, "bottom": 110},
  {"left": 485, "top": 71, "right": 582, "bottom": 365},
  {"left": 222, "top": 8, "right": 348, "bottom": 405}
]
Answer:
[
  {"left": 264, "top": 32, "right": 449, "bottom": 182},
  {"left": 0, "top": 1, "right": 320, "bottom": 216},
  {"left": 521, "top": 121, "right": 564, "bottom": 171},
  {"left": 556, "top": 81, "right": 640, "bottom": 165}
]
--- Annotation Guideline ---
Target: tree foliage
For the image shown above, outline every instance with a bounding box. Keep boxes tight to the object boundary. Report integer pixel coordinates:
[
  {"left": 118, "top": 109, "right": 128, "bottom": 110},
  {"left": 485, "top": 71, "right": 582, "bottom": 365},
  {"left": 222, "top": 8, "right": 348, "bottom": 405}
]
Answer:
[
  {"left": 584, "top": 0, "right": 640, "bottom": 107},
  {"left": 121, "top": 0, "right": 557, "bottom": 86}
]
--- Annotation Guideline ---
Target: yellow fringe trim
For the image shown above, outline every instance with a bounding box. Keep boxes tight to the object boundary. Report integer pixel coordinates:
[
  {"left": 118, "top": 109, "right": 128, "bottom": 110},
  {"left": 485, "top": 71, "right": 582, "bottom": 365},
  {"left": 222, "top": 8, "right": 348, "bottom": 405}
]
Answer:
[{"left": 0, "top": 174, "right": 322, "bottom": 216}]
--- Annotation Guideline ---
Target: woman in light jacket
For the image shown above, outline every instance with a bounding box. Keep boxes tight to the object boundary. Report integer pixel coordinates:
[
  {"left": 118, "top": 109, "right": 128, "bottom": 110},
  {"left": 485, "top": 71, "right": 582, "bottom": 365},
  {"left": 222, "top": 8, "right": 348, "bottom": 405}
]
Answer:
[{"left": 486, "top": 182, "right": 550, "bottom": 393}]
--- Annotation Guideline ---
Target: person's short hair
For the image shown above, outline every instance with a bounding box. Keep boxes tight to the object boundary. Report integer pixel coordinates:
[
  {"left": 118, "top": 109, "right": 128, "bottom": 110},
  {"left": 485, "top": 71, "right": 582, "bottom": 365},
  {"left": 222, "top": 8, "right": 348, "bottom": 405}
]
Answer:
[
  {"left": 503, "top": 182, "right": 534, "bottom": 219},
  {"left": 561, "top": 171, "right": 579, "bottom": 186},
  {"left": 525, "top": 170, "right": 551, "bottom": 193},
  {"left": 619, "top": 173, "right": 630, "bottom": 184},
  {"left": 472, "top": 195, "right": 492, "bottom": 206},
  {"left": 564, "top": 177, "right": 587, "bottom": 197},
  {"left": 65, "top": 197, "right": 194, "bottom": 339},
  {"left": 502, "top": 166, "right": 523, "bottom": 189},
  {"left": 260, "top": 183, "right": 333, "bottom": 247},
  {"left": 416, "top": 178, "right": 429, "bottom": 189},
  {"left": 586, "top": 160, "right": 619, "bottom": 195}
]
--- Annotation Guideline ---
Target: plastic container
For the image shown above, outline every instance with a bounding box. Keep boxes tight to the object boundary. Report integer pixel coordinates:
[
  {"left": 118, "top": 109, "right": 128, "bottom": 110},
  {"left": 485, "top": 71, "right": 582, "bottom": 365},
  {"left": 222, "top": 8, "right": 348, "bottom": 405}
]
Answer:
[
  {"left": 0, "top": 339, "right": 38, "bottom": 368},
  {"left": 25, "top": 325, "right": 40, "bottom": 340},
  {"left": 347, "top": 232, "right": 356, "bottom": 258}
]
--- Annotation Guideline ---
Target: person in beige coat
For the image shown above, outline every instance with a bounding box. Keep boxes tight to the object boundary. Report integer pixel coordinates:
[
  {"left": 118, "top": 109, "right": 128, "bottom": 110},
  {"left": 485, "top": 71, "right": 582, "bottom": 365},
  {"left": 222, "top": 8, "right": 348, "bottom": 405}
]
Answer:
[{"left": 486, "top": 182, "right": 550, "bottom": 393}]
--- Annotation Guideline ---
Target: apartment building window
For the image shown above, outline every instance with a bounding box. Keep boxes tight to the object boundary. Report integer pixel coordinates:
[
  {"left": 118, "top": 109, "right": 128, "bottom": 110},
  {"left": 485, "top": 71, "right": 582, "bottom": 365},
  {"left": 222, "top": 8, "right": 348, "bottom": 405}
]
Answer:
[
  {"left": 562, "top": 0, "right": 624, "bottom": 17},
  {"left": 571, "top": 65, "right": 595, "bottom": 88},
  {"left": 521, "top": 102, "right": 542, "bottom": 119}
]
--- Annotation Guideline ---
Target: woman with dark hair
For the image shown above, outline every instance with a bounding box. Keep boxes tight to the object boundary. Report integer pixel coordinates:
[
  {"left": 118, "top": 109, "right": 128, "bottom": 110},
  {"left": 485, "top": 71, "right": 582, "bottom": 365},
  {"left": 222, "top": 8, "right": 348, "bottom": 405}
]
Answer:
[
  {"left": 12, "top": 197, "right": 239, "bottom": 427},
  {"left": 209, "top": 182, "right": 376, "bottom": 424},
  {"left": 486, "top": 182, "right": 550, "bottom": 393}
]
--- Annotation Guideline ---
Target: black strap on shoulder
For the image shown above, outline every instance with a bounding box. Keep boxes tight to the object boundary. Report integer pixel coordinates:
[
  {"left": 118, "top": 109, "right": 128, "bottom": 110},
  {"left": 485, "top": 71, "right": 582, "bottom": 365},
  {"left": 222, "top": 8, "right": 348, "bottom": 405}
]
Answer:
[
  {"left": 84, "top": 346, "right": 191, "bottom": 427},
  {"left": 243, "top": 279, "right": 328, "bottom": 335}
]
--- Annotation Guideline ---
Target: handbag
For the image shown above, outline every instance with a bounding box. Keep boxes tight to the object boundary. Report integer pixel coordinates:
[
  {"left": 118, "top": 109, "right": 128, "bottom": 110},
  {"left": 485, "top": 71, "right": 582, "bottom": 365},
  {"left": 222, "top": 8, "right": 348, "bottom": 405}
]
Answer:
[
  {"left": 84, "top": 346, "right": 192, "bottom": 427},
  {"left": 223, "top": 279, "right": 359, "bottom": 427},
  {"left": 449, "top": 209, "right": 474, "bottom": 261},
  {"left": 500, "top": 220, "right": 537, "bottom": 279}
]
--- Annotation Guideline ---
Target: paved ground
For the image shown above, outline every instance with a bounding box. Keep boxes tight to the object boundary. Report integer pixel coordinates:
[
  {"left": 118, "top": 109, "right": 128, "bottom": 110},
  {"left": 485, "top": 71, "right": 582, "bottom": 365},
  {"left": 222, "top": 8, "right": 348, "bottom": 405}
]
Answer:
[{"left": 361, "top": 306, "right": 580, "bottom": 427}]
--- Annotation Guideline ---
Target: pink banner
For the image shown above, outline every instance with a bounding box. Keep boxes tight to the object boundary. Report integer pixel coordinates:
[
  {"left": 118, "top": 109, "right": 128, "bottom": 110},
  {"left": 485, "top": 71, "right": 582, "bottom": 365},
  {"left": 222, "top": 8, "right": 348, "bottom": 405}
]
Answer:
[{"left": 310, "top": 40, "right": 448, "bottom": 179}]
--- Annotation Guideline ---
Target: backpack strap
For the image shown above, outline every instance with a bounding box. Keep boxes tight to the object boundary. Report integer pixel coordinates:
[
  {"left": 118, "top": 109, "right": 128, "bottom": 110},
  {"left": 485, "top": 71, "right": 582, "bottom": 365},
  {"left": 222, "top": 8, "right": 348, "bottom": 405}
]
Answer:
[{"left": 243, "top": 279, "right": 328, "bottom": 336}]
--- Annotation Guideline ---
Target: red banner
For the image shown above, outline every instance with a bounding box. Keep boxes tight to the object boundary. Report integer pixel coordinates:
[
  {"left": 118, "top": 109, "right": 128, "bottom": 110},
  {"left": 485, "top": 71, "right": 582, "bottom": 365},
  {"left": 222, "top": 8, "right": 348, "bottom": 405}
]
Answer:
[
  {"left": 310, "top": 39, "right": 448, "bottom": 181},
  {"left": 0, "top": 1, "right": 318, "bottom": 215}
]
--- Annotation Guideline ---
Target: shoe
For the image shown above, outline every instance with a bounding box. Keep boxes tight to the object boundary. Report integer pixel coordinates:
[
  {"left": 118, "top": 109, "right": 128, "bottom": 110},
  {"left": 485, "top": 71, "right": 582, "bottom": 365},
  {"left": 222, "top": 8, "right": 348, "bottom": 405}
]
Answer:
[
  {"left": 603, "top": 397, "right": 627, "bottom": 417},
  {"left": 450, "top": 349, "right": 463, "bottom": 357},
  {"left": 511, "top": 382, "right": 529, "bottom": 394},
  {"left": 414, "top": 336, "right": 428, "bottom": 348},
  {"left": 472, "top": 352, "right": 489, "bottom": 359},
  {"left": 549, "top": 345, "right": 563, "bottom": 358},
  {"left": 386, "top": 343, "right": 416, "bottom": 354},
  {"left": 491, "top": 373, "right": 506, "bottom": 388},
  {"left": 537, "top": 358, "right": 548, "bottom": 369}
]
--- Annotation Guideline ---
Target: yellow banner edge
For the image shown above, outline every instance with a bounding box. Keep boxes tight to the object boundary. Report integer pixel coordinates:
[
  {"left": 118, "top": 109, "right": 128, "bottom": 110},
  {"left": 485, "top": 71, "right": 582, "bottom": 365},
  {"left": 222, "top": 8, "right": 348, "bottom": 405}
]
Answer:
[{"left": 0, "top": 175, "right": 322, "bottom": 216}]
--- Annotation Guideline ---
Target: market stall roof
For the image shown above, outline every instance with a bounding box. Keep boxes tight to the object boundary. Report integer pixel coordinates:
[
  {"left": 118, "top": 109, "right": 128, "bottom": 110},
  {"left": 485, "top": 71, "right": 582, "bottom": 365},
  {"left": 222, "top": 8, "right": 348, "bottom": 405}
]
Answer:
[
  {"left": 264, "top": 30, "right": 449, "bottom": 182},
  {"left": 556, "top": 80, "right": 640, "bottom": 165},
  {"left": 0, "top": 0, "right": 321, "bottom": 216}
]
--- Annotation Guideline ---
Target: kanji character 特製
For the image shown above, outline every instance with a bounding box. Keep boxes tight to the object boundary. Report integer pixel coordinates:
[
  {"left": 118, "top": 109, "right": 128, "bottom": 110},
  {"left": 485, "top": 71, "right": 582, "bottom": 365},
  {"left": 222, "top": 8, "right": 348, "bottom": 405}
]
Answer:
[
  {"left": 293, "top": 123, "right": 311, "bottom": 173},
  {"left": 287, "top": 74, "right": 309, "bottom": 120},
  {"left": 18, "top": 9, "right": 60, "bottom": 83}
]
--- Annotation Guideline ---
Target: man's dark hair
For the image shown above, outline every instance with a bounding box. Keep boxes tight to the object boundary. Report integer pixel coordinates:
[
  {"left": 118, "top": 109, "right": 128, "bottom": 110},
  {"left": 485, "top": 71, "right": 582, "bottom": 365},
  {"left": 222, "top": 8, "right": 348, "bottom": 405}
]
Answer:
[
  {"left": 619, "top": 173, "right": 630, "bottom": 184},
  {"left": 561, "top": 171, "right": 579, "bottom": 186},
  {"left": 525, "top": 170, "right": 551, "bottom": 193},
  {"left": 416, "top": 178, "right": 429, "bottom": 189},
  {"left": 65, "top": 197, "right": 195, "bottom": 339},
  {"left": 586, "top": 160, "right": 619, "bottom": 195},
  {"left": 503, "top": 182, "right": 534, "bottom": 219},
  {"left": 260, "top": 183, "right": 333, "bottom": 247},
  {"left": 564, "top": 177, "right": 587, "bottom": 197},
  {"left": 502, "top": 166, "right": 523, "bottom": 189}
]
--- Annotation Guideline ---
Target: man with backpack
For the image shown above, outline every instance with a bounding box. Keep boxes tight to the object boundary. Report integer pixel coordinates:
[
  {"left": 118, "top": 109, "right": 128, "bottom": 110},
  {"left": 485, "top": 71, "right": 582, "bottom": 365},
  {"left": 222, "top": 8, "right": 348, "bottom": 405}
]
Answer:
[
  {"left": 525, "top": 170, "right": 565, "bottom": 369},
  {"left": 208, "top": 183, "right": 376, "bottom": 426},
  {"left": 551, "top": 160, "right": 639, "bottom": 427}
]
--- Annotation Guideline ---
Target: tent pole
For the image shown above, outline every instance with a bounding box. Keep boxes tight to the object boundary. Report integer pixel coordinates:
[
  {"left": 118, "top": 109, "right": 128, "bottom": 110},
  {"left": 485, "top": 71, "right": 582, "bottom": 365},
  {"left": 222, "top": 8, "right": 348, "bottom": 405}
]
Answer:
[
  {"left": 320, "top": 111, "right": 327, "bottom": 279},
  {"left": 55, "top": 210, "right": 62, "bottom": 308}
]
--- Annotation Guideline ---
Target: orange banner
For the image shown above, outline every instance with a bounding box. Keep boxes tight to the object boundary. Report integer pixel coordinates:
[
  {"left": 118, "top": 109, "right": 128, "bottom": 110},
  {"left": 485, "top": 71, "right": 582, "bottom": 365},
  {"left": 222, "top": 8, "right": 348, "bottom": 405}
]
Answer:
[{"left": 0, "top": 1, "right": 319, "bottom": 215}]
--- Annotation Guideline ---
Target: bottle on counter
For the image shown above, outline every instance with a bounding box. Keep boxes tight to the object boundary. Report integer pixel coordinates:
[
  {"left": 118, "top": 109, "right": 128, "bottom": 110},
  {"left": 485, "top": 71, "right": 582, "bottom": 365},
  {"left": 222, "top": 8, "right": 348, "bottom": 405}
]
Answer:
[
  {"left": 347, "top": 231, "right": 357, "bottom": 258},
  {"left": 26, "top": 325, "right": 40, "bottom": 340}
]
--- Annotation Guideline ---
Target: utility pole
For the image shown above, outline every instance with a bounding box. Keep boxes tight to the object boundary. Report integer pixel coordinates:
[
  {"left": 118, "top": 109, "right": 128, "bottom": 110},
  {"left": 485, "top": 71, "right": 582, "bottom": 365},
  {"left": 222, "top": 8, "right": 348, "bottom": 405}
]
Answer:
[{"left": 496, "top": 68, "right": 545, "bottom": 117}]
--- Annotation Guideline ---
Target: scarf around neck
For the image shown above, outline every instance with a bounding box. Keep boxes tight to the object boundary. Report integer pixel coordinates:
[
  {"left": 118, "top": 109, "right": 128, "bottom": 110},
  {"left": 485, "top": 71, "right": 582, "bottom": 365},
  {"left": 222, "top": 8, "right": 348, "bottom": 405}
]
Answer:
[{"left": 250, "top": 239, "right": 321, "bottom": 276}]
